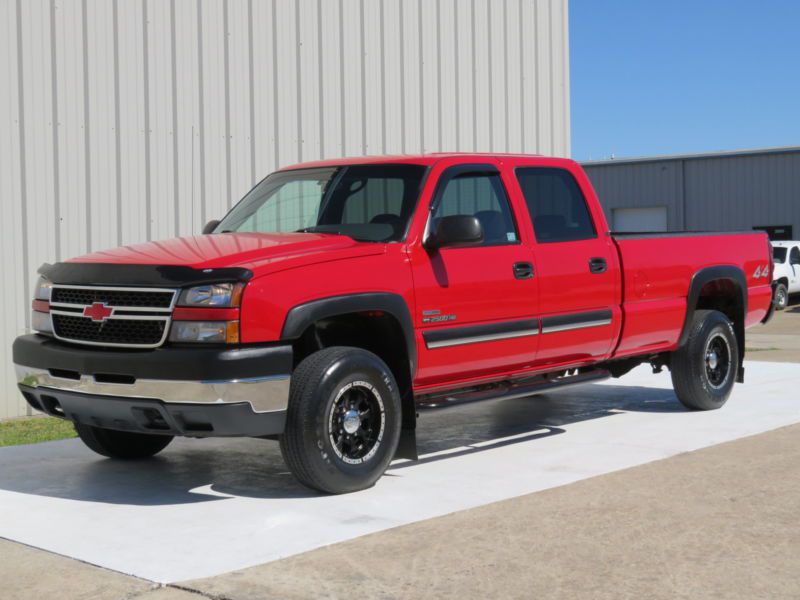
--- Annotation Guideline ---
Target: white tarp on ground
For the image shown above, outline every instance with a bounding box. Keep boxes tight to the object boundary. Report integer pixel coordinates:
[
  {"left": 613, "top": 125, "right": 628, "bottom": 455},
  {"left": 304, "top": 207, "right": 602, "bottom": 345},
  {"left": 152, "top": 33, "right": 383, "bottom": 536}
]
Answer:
[{"left": 0, "top": 361, "right": 798, "bottom": 583}]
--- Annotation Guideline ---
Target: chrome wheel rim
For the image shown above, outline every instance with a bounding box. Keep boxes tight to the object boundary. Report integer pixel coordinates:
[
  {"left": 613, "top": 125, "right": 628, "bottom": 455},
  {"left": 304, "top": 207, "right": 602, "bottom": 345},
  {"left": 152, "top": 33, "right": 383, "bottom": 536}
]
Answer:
[
  {"left": 776, "top": 288, "right": 787, "bottom": 307},
  {"left": 705, "top": 333, "right": 731, "bottom": 389},
  {"left": 328, "top": 381, "right": 385, "bottom": 465}
]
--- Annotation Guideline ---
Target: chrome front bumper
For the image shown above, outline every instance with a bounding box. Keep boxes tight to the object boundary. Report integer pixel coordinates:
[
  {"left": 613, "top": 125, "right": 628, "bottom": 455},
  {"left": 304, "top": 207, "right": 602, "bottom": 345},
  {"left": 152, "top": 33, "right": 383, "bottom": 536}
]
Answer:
[{"left": 15, "top": 365, "right": 290, "bottom": 414}]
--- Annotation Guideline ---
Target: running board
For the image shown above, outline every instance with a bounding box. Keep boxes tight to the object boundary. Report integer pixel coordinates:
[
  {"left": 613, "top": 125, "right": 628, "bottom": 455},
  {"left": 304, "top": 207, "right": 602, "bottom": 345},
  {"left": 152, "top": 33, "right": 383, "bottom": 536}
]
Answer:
[{"left": 416, "top": 369, "right": 610, "bottom": 409}]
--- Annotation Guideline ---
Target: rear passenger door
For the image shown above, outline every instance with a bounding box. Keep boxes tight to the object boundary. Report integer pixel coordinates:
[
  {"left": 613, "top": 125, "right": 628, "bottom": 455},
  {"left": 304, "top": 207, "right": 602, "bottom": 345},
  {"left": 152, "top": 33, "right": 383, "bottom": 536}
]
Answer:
[{"left": 514, "top": 166, "right": 620, "bottom": 367}]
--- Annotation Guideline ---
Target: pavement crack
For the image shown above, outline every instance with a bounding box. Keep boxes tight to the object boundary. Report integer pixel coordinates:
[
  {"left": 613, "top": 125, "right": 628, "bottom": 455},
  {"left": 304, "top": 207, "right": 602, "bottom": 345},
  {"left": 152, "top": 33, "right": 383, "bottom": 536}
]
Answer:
[{"left": 167, "top": 583, "right": 237, "bottom": 600}]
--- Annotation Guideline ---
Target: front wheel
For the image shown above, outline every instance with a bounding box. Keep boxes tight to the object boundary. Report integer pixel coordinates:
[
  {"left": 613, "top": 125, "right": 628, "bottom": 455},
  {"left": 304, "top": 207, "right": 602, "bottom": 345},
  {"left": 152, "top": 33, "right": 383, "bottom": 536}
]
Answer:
[
  {"left": 671, "top": 309, "right": 738, "bottom": 411},
  {"left": 774, "top": 283, "right": 788, "bottom": 311},
  {"left": 279, "top": 347, "right": 402, "bottom": 494},
  {"left": 74, "top": 423, "right": 173, "bottom": 459}
]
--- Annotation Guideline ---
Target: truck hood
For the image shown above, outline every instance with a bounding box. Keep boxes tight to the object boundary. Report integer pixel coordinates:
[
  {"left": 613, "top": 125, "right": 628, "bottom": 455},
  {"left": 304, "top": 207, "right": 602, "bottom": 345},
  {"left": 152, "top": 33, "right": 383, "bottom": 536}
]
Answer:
[{"left": 68, "top": 232, "right": 385, "bottom": 275}]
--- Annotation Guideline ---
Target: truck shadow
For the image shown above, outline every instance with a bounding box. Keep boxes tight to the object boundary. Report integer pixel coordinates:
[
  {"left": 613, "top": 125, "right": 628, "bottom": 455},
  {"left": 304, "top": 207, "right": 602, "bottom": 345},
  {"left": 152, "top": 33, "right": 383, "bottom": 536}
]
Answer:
[{"left": 0, "top": 383, "right": 682, "bottom": 505}]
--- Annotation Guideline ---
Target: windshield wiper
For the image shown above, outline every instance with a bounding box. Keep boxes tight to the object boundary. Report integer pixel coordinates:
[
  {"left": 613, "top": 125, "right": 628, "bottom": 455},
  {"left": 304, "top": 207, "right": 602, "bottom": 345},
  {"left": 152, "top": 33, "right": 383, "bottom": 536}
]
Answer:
[{"left": 295, "top": 226, "right": 345, "bottom": 235}]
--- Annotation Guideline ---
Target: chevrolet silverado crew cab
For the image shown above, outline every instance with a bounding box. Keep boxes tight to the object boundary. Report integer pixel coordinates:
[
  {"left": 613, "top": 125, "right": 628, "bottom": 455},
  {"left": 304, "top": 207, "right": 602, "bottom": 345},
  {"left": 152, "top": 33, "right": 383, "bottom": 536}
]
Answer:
[
  {"left": 771, "top": 240, "right": 800, "bottom": 310},
  {"left": 13, "top": 154, "right": 776, "bottom": 494}
]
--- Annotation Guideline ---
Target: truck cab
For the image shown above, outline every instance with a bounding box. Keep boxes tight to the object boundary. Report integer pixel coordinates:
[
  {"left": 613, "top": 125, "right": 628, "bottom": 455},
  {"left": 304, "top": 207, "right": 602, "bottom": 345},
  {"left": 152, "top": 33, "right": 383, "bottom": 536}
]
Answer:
[{"left": 13, "top": 154, "right": 774, "bottom": 494}]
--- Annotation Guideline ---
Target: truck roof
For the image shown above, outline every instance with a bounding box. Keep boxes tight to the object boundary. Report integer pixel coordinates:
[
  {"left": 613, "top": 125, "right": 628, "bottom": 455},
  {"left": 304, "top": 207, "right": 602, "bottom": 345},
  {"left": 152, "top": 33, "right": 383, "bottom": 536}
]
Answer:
[{"left": 278, "top": 152, "right": 548, "bottom": 171}]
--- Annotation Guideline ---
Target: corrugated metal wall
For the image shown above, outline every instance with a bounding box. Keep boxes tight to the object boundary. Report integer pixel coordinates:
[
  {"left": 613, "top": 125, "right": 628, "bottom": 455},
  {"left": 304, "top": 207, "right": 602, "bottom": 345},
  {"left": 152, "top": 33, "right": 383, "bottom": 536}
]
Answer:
[
  {"left": 583, "top": 148, "right": 800, "bottom": 233},
  {"left": 0, "top": 0, "right": 570, "bottom": 418}
]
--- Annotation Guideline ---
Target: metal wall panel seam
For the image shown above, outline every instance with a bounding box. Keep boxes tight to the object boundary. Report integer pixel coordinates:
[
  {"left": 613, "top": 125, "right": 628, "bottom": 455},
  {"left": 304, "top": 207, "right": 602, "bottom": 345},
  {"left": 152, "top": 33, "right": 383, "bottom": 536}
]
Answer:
[
  {"left": 561, "top": 0, "right": 570, "bottom": 156},
  {"left": 533, "top": 0, "right": 540, "bottom": 151},
  {"left": 81, "top": 0, "right": 92, "bottom": 250},
  {"left": 142, "top": 0, "right": 152, "bottom": 240},
  {"left": 170, "top": 0, "right": 179, "bottom": 235},
  {"left": 518, "top": 0, "right": 524, "bottom": 151},
  {"left": 223, "top": 0, "right": 232, "bottom": 206},
  {"left": 435, "top": 0, "right": 442, "bottom": 150},
  {"left": 112, "top": 0, "right": 122, "bottom": 245},
  {"left": 196, "top": 0, "right": 206, "bottom": 224},
  {"left": 503, "top": 0, "right": 509, "bottom": 150},
  {"left": 417, "top": 0, "right": 424, "bottom": 153},
  {"left": 272, "top": 0, "right": 282, "bottom": 167},
  {"left": 338, "top": 0, "right": 345, "bottom": 155},
  {"left": 379, "top": 0, "right": 386, "bottom": 154},
  {"left": 294, "top": 0, "right": 302, "bottom": 162},
  {"left": 15, "top": 0, "right": 30, "bottom": 331},
  {"left": 470, "top": 0, "right": 476, "bottom": 151},
  {"left": 548, "top": 0, "right": 555, "bottom": 154},
  {"left": 486, "top": 1, "right": 493, "bottom": 151},
  {"left": 317, "top": 0, "right": 324, "bottom": 159},
  {"left": 49, "top": 0, "right": 61, "bottom": 261},
  {"left": 453, "top": 0, "right": 460, "bottom": 149}
]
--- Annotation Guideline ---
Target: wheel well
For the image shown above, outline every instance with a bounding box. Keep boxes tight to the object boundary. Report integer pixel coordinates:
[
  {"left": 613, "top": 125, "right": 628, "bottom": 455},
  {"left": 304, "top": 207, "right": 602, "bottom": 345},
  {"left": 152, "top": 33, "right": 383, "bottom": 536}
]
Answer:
[
  {"left": 291, "top": 311, "right": 416, "bottom": 454},
  {"left": 693, "top": 277, "right": 745, "bottom": 382},
  {"left": 696, "top": 279, "right": 744, "bottom": 327},
  {"left": 292, "top": 311, "right": 410, "bottom": 387},
  {"left": 776, "top": 277, "right": 789, "bottom": 288}
]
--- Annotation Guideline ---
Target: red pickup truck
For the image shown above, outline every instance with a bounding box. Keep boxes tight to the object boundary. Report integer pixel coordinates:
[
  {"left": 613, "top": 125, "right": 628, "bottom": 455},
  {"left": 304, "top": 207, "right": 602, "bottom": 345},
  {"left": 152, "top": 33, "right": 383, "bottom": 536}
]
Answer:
[{"left": 13, "top": 153, "right": 775, "bottom": 494}]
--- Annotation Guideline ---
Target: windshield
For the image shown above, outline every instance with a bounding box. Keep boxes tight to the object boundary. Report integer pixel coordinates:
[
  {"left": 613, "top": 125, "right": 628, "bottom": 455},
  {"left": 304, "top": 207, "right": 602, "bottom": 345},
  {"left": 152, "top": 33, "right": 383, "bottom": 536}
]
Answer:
[
  {"left": 773, "top": 247, "right": 787, "bottom": 263},
  {"left": 215, "top": 164, "right": 427, "bottom": 242}
]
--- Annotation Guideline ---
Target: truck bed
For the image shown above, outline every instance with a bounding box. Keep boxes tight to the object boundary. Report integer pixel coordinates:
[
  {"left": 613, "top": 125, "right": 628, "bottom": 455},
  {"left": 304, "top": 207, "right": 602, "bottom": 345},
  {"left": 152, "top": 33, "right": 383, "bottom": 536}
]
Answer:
[{"left": 611, "top": 231, "right": 773, "bottom": 359}]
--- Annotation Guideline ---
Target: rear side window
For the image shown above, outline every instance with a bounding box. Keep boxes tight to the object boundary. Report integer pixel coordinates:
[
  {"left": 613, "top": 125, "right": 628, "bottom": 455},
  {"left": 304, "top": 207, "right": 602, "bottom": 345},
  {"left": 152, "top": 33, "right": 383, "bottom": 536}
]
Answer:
[
  {"left": 791, "top": 246, "right": 800, "bottom": 265},
  {"left": 516, "top": 168, "right": 596, "bottom": 243},
  {"left": 431, "top": 173, "right": 518, "bottom": 245}
]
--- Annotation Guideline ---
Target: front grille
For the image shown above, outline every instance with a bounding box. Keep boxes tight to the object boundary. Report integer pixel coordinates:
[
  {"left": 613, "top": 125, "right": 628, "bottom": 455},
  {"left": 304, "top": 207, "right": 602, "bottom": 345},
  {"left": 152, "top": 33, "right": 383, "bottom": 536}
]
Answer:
[
  {"left": 51, "top": 288, "right": 174, "bottom": 308},
  {"left": 49, "top": 285, "right": 176, "bottom": 348},
  {"left": 52, "top": 314, "right": 167, "bottom": 346}
]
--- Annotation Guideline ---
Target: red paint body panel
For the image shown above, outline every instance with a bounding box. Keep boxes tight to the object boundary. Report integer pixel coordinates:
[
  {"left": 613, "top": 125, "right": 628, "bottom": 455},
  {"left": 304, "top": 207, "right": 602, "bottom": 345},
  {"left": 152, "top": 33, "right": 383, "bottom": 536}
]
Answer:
[{"left": 59, "top": 153, "right": 774, "bottom": 392}]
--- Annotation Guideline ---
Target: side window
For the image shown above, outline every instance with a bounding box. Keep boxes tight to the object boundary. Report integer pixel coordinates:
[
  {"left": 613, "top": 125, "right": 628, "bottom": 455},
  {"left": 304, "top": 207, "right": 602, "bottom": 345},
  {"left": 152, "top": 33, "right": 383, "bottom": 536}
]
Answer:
[
  {"left": 431, "top": 173, "right": 518, "bottom": 245},
  {"left": 791, "top": 246, "right": 800, "bottom": 265},
  {"left": 516, "top": 167, "right": 596, "bottom": 243}
]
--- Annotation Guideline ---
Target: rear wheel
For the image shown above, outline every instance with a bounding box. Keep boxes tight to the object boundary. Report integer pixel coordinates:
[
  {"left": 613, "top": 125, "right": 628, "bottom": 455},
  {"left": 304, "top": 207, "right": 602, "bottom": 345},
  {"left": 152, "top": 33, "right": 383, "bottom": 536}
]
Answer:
[
  {"left": 74, "top": 423, "right": 173, "bottom": 459},
  {"left": 280, "top": 346, "right": 402, "bottom": 494},
  {"left": 774, "top": 283, "right": 788, "bottom": 310},
  {"left": 671, "top": 309, "right": 738, "bottom": 411}
]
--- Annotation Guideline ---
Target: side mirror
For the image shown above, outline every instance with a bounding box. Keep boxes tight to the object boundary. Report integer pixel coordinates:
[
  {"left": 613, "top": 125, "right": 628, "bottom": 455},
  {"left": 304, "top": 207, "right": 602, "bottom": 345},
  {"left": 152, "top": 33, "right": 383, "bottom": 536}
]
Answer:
[
  {"left": 202, "top": 219, "right": 220, "bottom": 235},
  {"left": 425, "top": 215, "right": 483, "bottom": 250}
]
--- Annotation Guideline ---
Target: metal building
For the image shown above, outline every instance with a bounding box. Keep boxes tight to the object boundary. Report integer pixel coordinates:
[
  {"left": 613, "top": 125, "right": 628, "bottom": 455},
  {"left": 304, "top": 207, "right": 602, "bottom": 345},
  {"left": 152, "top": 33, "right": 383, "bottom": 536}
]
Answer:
[
  {"left": 0, "top": 0, "right": 570, "bottom": 418},
  {"left": 582, "top": 146, "right": 800, "bottom": 238}
]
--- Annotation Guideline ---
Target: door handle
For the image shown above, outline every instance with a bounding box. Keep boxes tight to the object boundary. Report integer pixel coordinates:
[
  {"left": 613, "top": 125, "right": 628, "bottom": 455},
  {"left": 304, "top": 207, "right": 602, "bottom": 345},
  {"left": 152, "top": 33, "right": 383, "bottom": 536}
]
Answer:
[
  {"left": 513, "top": 262, "right": 534, "bottom": 280},
  {"left": 589, "top": 257, "right": 607, "bottom": 274}
]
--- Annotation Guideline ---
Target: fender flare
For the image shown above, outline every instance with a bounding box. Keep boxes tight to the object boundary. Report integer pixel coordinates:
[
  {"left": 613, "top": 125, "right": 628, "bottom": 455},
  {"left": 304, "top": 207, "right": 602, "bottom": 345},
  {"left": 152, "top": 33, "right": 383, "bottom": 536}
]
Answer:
[
  {"left": 280, "top": 292, "right": 417, "bottom": 378},
  {"left": 679, "top": 265, "right": 747, "bottom": 380}
]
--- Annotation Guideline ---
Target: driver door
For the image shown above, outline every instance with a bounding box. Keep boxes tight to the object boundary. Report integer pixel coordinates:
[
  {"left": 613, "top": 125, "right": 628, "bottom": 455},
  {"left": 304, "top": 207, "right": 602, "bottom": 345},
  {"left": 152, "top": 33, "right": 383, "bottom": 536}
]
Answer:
[{"left": 410, "top": 164, "right": 539, "bottom": 387}]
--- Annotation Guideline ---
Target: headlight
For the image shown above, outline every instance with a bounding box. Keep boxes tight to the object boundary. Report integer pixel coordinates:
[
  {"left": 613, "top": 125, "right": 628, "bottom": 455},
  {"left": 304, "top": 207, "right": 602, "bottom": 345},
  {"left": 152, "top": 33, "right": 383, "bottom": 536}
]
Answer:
[
  {"left": 178, "top": 283, "right": 243, "bottom": 307},
  {"left": 169, "top": 320, "right": 239, "bottom": 344},
  {"left": 34, "top": 276, "right": 52, "bottom": 301},
  {"left": 31, "top": 276, "right": 53, "bottom": 334}
]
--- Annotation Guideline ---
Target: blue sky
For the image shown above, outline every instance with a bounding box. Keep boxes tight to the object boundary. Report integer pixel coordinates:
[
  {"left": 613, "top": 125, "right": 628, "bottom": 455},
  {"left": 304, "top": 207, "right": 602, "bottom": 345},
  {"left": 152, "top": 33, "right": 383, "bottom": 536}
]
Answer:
[{"left": 570, "top": 0, "right": 800, "bottom": 160}]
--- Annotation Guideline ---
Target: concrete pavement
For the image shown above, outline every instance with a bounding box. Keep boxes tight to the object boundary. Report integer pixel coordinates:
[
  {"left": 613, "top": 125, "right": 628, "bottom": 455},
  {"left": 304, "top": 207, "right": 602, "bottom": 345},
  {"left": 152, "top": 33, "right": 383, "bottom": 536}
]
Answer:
[
  {"left": 1, "top": 361, "right": 798, "bottom": 583},
  {"left": 3, "top": 423, "right": 799, "bottom": 599}
]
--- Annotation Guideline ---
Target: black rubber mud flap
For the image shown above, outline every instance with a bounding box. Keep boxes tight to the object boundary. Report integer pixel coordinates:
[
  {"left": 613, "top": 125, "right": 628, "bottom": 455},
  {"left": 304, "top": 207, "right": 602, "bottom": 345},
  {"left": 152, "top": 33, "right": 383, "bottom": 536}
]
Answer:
[
  {"left": 395, "top": 428, "right": 418, "bottom": 461},
  {"left": 394, "top": 390, "right": 418, "bottom": 461}
]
